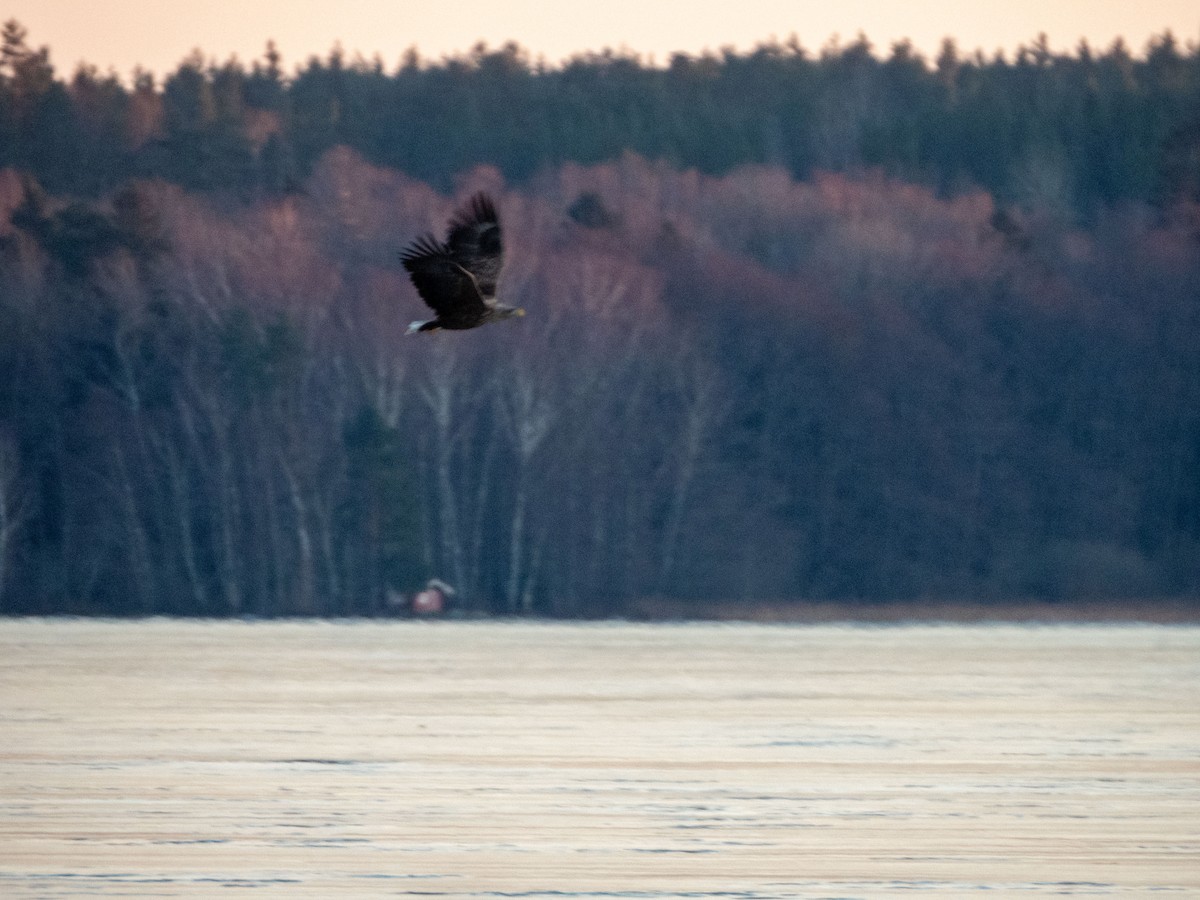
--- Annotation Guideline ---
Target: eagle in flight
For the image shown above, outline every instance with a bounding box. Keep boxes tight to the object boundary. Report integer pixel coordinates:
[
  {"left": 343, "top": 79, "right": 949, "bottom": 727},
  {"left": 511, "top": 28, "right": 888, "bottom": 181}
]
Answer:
[{"left": 400, "top": 193, "right": 524, "bottom": 334}]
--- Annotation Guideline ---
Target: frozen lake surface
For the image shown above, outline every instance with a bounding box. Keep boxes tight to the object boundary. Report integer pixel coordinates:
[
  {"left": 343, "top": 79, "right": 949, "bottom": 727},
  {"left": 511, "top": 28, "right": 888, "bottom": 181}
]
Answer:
[{"left": 1, "top": 619, "right": 1198, "bottom": 898}]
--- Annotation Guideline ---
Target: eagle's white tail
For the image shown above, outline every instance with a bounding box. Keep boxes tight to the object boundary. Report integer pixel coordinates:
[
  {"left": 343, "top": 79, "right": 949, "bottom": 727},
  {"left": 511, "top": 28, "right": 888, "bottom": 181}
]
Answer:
[{"left": 405, "top": 320, "right": 427, "bottom": 335}]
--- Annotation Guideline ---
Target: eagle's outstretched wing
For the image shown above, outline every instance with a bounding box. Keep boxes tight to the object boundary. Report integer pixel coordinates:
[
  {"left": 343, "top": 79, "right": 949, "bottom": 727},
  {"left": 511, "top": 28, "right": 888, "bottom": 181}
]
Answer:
[
  {"left": 445, "top": 192, "right": 503, "bottom": 302},
  {"left": 399, "top": 234, "right": 489, "bottom": 322}
]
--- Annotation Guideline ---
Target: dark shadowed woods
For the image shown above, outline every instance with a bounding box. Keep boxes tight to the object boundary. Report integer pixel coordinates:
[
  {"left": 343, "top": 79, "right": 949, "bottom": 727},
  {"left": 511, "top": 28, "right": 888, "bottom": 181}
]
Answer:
[{"left": 1, "top": 23, "right": 1198, "bottom": 615}]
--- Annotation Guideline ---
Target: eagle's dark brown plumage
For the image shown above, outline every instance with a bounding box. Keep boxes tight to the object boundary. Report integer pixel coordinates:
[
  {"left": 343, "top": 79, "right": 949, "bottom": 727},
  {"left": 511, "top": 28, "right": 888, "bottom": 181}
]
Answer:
[{"left": 400, "top": 193, "right": 524, "bottom": 334}]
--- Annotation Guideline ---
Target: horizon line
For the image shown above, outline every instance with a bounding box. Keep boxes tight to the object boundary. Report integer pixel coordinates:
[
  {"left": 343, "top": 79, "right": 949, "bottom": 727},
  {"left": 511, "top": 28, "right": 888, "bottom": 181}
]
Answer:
[{"left": 7, "top": 18, "right": 1196, "bottom": 83}]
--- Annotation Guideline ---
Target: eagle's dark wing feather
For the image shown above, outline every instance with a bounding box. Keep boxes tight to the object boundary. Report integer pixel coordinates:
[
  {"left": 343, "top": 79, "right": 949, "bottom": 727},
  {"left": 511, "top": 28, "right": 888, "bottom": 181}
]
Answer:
[
  {"left": 399, "top": 234, "right": 489, "bottom": 322},
  {"left": 445, "top": 192, "right": 503, "bottom": 301}
]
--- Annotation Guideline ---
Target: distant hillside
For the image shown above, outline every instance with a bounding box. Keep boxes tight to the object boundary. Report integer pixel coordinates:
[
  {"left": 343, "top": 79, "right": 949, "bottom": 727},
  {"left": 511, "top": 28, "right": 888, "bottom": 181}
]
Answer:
[
  {"left": 1, "top": 20, "right": 1198, "bottom": 214},
  {"left": 1, "top": 20, "right": 1198, "bottom": 615}
]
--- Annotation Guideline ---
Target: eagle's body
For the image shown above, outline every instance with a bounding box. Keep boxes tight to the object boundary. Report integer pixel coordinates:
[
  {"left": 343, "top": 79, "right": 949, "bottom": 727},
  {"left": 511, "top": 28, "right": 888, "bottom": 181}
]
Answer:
[{"left": 400, "top": 193, "right": 523, "bottom": 334}]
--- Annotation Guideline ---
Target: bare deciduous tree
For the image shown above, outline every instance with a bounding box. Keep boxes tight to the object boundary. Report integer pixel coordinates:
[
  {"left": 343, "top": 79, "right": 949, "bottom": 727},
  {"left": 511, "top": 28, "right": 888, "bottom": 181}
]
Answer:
[{"left": 0, "top": 434, "right": 31, "bottom": 608}]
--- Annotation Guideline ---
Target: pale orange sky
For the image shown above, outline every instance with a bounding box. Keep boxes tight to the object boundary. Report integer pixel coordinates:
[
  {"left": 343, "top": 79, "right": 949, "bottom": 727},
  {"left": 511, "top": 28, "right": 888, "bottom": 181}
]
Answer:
[{"left": 7, "top": 0, "right": 1199, "bottom": 78}]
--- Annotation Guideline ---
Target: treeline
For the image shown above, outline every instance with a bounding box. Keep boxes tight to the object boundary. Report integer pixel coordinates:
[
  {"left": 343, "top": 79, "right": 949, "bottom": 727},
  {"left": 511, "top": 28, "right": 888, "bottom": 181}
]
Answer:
[
  {"left": 2, "top": 20, "right": 1199, "bottom": 214},
  {"left": 1, "top": 23, "right": 1198, "bottom": 615},
  {"left": 1, "top": 149, "right": 1198, "bottom": 615}
]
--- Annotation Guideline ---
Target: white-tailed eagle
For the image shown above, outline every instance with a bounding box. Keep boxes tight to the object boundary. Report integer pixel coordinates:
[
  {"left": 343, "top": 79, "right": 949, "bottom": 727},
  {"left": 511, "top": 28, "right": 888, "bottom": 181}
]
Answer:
[{"left": 400, "top": 193, "right": 524, "bottom": 334}]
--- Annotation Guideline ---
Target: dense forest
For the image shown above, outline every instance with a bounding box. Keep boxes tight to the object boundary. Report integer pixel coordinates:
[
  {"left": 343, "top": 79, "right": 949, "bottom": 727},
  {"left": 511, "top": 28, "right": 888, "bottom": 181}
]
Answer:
[
  {"left": 3, "top": 22, "right": 1200, "bottom": 211},
  {"left": 1, "top": 21, "right": 1198, "bottom": 616}
]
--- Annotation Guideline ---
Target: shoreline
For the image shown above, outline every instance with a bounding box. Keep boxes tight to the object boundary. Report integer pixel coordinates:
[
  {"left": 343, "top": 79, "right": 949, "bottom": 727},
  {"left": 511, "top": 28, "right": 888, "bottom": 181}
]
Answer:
[
  {"left": 627, "top": 597, "right": 1200, "bottom": 624},
  {"left": 3, "top": 598, "right": 1199, "bottom": 625}
]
